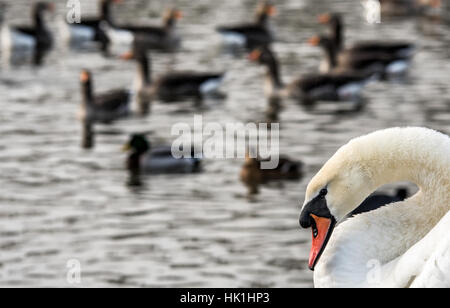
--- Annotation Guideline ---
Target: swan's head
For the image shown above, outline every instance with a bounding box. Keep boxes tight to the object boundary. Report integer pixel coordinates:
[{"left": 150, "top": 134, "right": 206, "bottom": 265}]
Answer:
[{"left": 299, "top": 143, "right": 374, "bottom": 270}]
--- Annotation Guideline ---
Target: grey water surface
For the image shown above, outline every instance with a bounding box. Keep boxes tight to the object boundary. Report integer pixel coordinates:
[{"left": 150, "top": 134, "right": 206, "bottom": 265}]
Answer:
[{"left": 0, "top": 0, "right": 449, "bottom": 287}]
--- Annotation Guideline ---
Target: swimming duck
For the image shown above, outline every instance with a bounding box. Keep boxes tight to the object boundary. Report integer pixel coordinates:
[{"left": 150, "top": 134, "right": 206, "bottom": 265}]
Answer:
[
  {"left": 120, "top": 44, "right": 225, "bottom": 113},
  {"left": 380, "top": 0, "right": 441, "bottom": 17},
  {"left": 308, "top": 35, "right": 411, "bottom": 78},
  {"left": 248, "top": 46, "right": 371, "bottom": 105},
  {"left": 79, "top": 69, "right": 131, "bottom": 124},
  {"left": 63, "top": 0, "right": 120, "bottom": 54},
  {"left": 123, "top": 134, "right": 202, "bottom": 174},
  {"left": 350, "top": 187, "right": 409, "bottom": 216},
  {"left": 240, "top": 153, "right": 303, "bottom": 195},
  {"left": 216, "top": 1, "right": 276, "bottom": 49},
  {"left": 105, "top": 7, "right": 183, "bottom": 51},
  {"left": 1, "top": 2, "right": 54, "bottom": 65},
  {"left": 318, "top": 13, "right": 415, "bottom": 58}
]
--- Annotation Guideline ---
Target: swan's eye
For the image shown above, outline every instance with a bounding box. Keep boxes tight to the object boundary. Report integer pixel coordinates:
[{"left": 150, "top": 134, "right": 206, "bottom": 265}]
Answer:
[{"left": 319, "top": 189, "right": 328, "bottom": 197}]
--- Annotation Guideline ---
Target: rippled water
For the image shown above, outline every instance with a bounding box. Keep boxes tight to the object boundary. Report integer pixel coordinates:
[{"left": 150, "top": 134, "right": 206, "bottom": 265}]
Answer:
[{"left": 0, "top": 0, "right": 449, "bottom": 287}]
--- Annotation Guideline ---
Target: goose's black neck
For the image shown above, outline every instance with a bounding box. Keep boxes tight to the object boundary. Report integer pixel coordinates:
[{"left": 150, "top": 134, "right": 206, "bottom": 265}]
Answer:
[
  {"left": 330, "top": 15, "right": 344, "bottom": 52},
  {"left": 81, "top": 121, "right": 94, "bottom": 149},
  {"left": 321, "top": 39, "right": 338, "bottom": 70},
  {"left": 33, "top": 5, "right": 46, "bottom": 31},
  {"left": 264, "top": 51, "right": 283, "bottom": 88},
  {"left": 81, "top": 79, "right": 94, "bottom": 106},
  {"left": 164, "top": 14, "right": 177, "bottom": 30},
  {"left": 136, "top": 51, "right": 152, "bottom": 86},
  {"left": 100, "top": 0, "right": 114, "bottom": 24},
  {"left": 256, "top": 12, "right": 269, "bottom": 27}
]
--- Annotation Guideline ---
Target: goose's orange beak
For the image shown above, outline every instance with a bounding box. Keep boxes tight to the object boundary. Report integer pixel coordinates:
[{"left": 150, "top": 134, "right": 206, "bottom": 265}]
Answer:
[
  {"left": 318, "top": 13, "right": 331, "bottom": 24},
  {"left": 309, "top": 214, "right": 335, "bottom": 270},
  {"left": 266, "top": 5, "right": 277, "bottom": 16},
  {"left": 120, "top": 51, "right": 134, "bottom": 60},
  {"left": 248, "top": 49, "right": 262, "bottom": 61},
  {"left": 430, "top": 0, "right": 441, "bottom": 8},
  {"left": 308, "top": 36, "right": 321, "bottom": 46},
  {"left": 48, "top": 2, "right": 55, "bottom": 12},
  {"left": 174, "top": 10, "right": 183, "bottom": 20},
  {"left": 80, "top": 70, "right": 90, "bottom": 83}
]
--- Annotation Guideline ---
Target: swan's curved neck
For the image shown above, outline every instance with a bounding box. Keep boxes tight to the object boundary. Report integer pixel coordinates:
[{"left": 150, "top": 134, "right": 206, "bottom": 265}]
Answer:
[
  {"left": 315, "top": 128, "right": 450, "bottom": 287},
  {"left": 351, "top": 130, "right": 449, "bottom": 206}
]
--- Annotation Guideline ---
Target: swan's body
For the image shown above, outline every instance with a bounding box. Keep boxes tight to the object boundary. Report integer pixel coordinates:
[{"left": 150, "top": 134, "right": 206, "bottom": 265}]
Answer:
[{"left": 300, "top": 127, "right": 450, "bottom": 288}]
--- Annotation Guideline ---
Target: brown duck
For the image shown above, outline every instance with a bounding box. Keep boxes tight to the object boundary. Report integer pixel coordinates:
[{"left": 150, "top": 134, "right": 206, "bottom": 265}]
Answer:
[{"left": 240, "top": 154, "right": 303, "bottom": 194}]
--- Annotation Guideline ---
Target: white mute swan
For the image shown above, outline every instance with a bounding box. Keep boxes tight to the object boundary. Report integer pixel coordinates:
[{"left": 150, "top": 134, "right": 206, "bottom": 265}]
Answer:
[{"left": 299, "top": 127, "right": 450, "bottom": 287}]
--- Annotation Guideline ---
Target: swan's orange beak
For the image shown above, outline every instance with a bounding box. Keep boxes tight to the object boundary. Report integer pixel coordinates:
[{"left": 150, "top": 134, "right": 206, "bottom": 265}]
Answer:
[{"left": 309, "top": 214, "right": 335, "bottom": 270}]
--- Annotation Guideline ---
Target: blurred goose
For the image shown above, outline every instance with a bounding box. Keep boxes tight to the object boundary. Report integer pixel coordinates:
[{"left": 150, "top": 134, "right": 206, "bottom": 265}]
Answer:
[
  {"left": 380, "top": 0, "right": 441, "bottom": 16},
  {"left": 123, "top": 134, "right": 202, "bottom": 174},
  {"left": 79, "top": 69, "right": 131, "bottom": 124},
  {"left": 63, "top": 0, "right": 120, "bottom": 54},
  {"left": 318, "top": 13, "right": 415, "bottom": 58},
  {"left": 350, "top": 187, "right": 409, "bottom": 216},
  {"left": 1, "top": 2, "right": 54, "bottom": 65},
  {"left": 241, "top": 153, "right": 303, "bottom": 195},
  {"left": 120, "top": 44, "right": 225, "bottom": 113},
  {"left": 216, "top": 1, "right": 276, "bottom": 48},
  {"left": 248, "top": 46, "right": 371, "bottom": 105},
  {"left": 105, "top": 8, "right": 183, "bottom": 51},
  {"left": 309, "top": 35, "right": 411, "bottom": 77}
]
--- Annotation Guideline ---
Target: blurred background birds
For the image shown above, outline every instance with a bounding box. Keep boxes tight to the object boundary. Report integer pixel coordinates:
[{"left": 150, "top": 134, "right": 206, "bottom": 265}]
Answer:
[{"left": 0, "top": 0, "right": 448, "bottom": 288}]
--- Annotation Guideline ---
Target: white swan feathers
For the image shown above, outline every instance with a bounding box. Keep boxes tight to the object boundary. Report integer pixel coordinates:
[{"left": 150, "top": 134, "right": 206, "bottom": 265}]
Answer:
[{"left": 300, "top": 127, "right": 450, "bottom": 288}]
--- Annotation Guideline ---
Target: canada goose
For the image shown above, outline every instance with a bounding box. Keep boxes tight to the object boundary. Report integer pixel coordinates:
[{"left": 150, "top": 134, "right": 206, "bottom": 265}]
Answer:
[
  {"left": 79, "top": 69, "right": 131, "bottom": 124},
  {"left": 120, "top": 44, "right": 225, "bottom": 113},
  {"left": 309, "top": 35, "right": 411, "bottom": 78},
  {"left": 318, "top": 13, "right": 415, "bottom": 58},
  {"left": 248, "top": 46, "right": 371, "bottom": 105},
  {"left": 216, "top": 1, "right": 276, "bottom": 49},
  {"left": 104, "top": 8, "right": 183, "bottom": 51},
  {"left": 63, "top": 0, "right": 120, "bottom": 54},
  {"left": 1, "top": 2, "right": 54, "bottom": 65}
]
